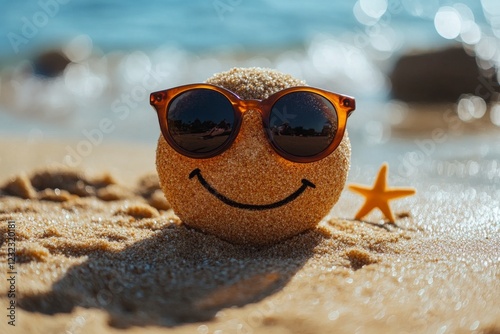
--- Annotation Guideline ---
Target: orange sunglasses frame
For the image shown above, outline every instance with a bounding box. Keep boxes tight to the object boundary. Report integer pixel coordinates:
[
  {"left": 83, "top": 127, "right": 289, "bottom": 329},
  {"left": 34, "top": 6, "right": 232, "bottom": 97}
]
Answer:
[{"left": 150, "top": 83, "right": 355, "bottom": 163}]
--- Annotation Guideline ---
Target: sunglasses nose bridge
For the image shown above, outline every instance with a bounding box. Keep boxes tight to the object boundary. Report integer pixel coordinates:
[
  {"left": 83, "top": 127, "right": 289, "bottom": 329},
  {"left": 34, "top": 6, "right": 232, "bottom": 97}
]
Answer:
[{"left": 235, "top": 99, "right": 265, "bottom": 116}]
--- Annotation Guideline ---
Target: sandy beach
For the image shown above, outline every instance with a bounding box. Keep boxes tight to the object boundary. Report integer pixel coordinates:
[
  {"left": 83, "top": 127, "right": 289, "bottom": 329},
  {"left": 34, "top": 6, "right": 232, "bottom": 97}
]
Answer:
[
  {"left": 1, "top": 0, "right": 499, "bottom": 332},
  {"left": 0, "top": 128, "right": 498, "bottom": 334}
]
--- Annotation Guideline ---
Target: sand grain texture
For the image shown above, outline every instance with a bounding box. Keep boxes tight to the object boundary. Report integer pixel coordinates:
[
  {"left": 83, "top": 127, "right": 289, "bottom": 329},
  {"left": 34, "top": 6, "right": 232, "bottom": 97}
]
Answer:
[
  {"left": 0, "top": 165, "right": 498, "bottom": 334},
  {"left": 156, "top": 68, "right": 351, "bottom": 244}
]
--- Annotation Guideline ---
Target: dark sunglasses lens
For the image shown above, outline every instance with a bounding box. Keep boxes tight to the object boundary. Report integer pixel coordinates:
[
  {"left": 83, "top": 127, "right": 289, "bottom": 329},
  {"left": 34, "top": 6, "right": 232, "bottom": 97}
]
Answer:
[
  {"left": 269, "top": 92, "right": 338, "bottom": 157},
  {"left": 167, "top": 89, "right": 234, "bottom": 155}
]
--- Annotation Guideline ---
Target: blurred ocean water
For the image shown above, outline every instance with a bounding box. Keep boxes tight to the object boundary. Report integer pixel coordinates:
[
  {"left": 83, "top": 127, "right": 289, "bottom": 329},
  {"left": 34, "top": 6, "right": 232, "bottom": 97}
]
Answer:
[
  {"left": 0, "top": 0, "right": 486, "bottom": 57},
  {"left": 0, "top": 1, "right": 360, "bottom": 55},
  {"left": 0, "top": 0, "right": 499, "bottom": 154}
]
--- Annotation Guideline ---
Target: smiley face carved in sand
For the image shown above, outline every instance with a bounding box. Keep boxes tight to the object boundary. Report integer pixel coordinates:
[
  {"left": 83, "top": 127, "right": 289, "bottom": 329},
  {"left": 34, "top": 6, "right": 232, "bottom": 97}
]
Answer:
[{"left": 153, "top": 68, "right": 355, "bottom": 245}]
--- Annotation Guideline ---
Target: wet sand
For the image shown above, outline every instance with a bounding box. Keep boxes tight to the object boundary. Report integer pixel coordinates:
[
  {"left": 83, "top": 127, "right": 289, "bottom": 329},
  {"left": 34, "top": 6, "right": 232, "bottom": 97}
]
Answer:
[{"left": 0, "top": 136, "right": 499, "bottom": 334}]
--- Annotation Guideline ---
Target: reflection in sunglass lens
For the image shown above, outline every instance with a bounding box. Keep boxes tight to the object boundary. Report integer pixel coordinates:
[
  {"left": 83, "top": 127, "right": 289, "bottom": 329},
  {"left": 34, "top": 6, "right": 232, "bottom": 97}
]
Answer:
[
  {"left": 269, "top": 92, "right": 338, "bottom": 157},
  {"left": 167, "top": 89, "right": 234, "bottom": 154}
]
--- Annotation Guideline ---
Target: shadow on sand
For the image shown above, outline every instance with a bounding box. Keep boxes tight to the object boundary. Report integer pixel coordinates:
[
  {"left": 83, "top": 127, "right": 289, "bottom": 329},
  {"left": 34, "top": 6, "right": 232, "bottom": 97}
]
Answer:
[{"left": 19, "top": 223, "right": 322, "bottom": 328}]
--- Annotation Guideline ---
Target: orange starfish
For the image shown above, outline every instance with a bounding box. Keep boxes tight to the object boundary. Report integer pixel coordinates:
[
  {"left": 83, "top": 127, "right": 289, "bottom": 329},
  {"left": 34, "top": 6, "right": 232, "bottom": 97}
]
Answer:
[{"left": 348, "top": 163, "right": 416, "bottom": 223}]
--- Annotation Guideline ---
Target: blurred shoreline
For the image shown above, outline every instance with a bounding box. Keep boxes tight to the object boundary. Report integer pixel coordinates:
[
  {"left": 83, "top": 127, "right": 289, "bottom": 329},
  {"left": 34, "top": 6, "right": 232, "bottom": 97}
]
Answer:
[
  {"left": 0, "top": 40, "right": 389, "bottom": 145},
  {"left": 1, "top": 1, "right": 499, "bottom": 178},
  {"left": 2, "top": 101, "right": 499, "bottom": 190},
  {"left": 1, "top": 41, "right": 500, "bottom": 189},
  {"left": 1, "top": 0, "right": 499, "bottom": 145},
  {"left": 1, "top": 42, "right": 499, "bottom": 142}
]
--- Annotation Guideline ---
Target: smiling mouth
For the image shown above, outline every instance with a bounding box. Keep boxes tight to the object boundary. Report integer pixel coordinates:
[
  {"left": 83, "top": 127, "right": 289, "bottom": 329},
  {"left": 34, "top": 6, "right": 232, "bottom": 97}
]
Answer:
[{"left": 189, "top": 168, "right": 316, "bottom": 211}]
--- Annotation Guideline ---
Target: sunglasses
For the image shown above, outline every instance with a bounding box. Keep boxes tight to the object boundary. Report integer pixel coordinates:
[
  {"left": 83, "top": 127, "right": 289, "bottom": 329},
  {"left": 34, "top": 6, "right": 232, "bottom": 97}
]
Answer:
[{"left": 150, "top": 84, "right": 355, "bottom": 163}]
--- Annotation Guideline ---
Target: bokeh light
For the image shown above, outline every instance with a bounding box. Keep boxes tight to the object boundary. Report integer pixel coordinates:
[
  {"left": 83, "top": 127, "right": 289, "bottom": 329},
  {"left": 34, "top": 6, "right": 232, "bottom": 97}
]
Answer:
[
  {"left": 460, "top": 21, "right": 481, "bottom": 45},
  {"left": 491, "top": 104, "right": 500, "bottom": 126},
  {"left": 353, "top": 0, "right": 388, "bottom": 26},
  {"left": 434, "top": 6, "right": 462, "bottom": 39},
  {"left": 121, "top": 51, "right": 152, "bottom": 84},
  {"left": 481, "top": 0, "right": 500, "bottom": 16},
  {"left": 359, "top": 0, "right": 387, "bottom": 20},
  {"left": 64, "top": 63, "right": 105, "bottom": 99},
  {"left": 453, "top": 3, "right": 482, "bottom": 45},
  {"left": 475, "top": 36, "right": 497, "bottom": 61},
  {"left": 457, "top": 95, "right": 487, "bottom": 122},
  {"left": 63, "top": 35, "right": 93, "bottom": 63}
]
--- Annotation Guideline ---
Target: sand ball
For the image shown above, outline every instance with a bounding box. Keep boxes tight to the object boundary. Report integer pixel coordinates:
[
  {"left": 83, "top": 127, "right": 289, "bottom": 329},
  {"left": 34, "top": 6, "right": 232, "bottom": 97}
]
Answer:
[{"left": 156, "top": 68, "right": 351, "bottom": 244}]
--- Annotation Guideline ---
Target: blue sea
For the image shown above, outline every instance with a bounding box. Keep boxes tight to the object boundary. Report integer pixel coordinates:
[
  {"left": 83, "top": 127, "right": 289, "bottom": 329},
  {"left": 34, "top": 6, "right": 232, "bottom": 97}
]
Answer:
[
  {"left": 0, "top": 1, "right": 474, "bottom": 52},
  {"left": 0, "top": 0, "right": 490, "bottom": 57}
]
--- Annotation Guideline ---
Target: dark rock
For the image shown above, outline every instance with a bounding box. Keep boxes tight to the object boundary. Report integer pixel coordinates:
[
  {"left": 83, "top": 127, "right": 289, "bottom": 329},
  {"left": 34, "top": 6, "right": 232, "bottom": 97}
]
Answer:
[
  {"left": 390, "top": 46, "right": 498, "bottom": 103},
  {"left": 33, "top": 50, "right": 71, "bottom": 78}
]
